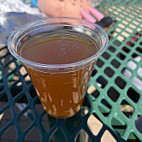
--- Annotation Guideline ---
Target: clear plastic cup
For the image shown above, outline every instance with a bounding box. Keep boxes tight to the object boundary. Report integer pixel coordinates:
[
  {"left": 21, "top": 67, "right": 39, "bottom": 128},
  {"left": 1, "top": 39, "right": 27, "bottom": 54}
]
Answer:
[{"left": 8, "top": 17, "right": 108, "bottom": 118}]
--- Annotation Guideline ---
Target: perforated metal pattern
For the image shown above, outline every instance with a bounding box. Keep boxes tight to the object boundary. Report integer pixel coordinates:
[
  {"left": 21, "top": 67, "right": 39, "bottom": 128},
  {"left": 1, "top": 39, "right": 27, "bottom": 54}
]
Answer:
[
  {"left": 0, "top": 0, "right": 142, "bottom": 141},
  {"left": 88, "top": 0, "right": 142, "bottom": 141}
]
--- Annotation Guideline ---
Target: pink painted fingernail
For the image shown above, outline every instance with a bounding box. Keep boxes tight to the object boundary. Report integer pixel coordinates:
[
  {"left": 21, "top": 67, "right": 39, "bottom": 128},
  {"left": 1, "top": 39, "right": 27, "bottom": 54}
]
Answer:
[
  {"left": 89, "top": 8, "right": 104, "bottom": 21},
  {"left": 80, "top": 10, "right": 96, "bottom": 23}
]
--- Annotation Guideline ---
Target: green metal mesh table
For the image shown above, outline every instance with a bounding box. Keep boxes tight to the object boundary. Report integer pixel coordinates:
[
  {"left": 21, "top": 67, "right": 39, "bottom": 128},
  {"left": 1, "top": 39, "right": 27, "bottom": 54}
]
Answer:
[{"left": 0, "top": 0, "right": 142, "bottom": 141}]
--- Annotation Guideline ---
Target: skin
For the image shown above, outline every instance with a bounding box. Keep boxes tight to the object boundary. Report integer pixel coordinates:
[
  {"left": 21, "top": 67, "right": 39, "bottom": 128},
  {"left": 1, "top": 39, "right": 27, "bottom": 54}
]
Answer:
[{"left": 38, "top": 0, "right": 91, "bottom": 18}]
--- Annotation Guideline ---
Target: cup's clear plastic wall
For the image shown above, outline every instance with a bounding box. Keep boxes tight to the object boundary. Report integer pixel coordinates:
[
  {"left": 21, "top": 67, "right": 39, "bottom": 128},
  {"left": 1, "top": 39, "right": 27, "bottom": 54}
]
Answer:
[{"left": 8, "top": 18, "right": 108, "bottom": 118}]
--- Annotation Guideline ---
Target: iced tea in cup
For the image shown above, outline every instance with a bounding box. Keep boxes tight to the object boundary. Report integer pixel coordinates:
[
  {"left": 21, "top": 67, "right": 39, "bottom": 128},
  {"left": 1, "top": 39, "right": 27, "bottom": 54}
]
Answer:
[{"left": 8, "top": 18, "right": 108, "bottom": 118}]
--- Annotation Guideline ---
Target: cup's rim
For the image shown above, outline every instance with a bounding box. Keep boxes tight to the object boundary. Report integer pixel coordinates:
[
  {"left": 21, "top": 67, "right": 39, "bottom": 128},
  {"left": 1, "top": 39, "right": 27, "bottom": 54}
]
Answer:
[{"left": 7, "top": 17, "right": 108, "bottom": 71}]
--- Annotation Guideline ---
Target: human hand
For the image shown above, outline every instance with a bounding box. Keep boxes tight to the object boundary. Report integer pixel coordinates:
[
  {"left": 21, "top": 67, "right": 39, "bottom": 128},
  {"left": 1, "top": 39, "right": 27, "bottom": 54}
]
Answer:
[{"left": 38, "top": 0, "right": 91, "bottom": 18}]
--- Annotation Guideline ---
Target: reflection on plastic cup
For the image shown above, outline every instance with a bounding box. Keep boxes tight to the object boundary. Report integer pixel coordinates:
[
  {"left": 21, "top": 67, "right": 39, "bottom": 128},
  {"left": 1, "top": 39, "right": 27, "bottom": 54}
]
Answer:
[{"left": 8, "top": 17, "right": 108, "bottom": 118}]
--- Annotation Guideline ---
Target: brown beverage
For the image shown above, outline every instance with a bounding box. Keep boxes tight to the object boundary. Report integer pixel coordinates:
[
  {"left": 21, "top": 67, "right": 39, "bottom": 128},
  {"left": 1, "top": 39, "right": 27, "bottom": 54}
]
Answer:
[{"left": 20, "top": 30, "right": 98, "bottom": 118}]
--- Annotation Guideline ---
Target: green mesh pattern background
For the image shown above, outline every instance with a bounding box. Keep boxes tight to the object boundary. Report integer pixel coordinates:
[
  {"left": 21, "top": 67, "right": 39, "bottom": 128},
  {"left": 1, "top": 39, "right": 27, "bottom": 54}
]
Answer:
[{"left": 0, "top": 0, "right": 142, "bottom": 141}]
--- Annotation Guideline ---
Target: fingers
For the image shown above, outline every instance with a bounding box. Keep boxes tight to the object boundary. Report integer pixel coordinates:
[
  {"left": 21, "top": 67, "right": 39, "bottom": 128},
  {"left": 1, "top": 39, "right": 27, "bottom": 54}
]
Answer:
[
  {"left": 80, "top": 7, "right": 113, "bottom": 28},
  {"left": 80, "top": 10, "right": 96, "bottom": 23}
]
